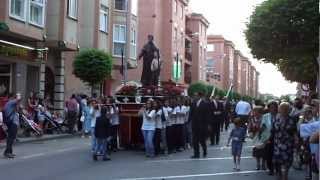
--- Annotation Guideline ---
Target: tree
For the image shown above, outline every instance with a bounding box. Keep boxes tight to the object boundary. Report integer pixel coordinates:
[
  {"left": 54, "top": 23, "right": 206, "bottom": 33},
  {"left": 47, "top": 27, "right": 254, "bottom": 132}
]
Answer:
[
  {"left": 73, "top": 49, "right": 113, "bottom": 94},
  {"left": 245, "top": 0, "right": 319, "bottom": 89},
  {"left": 188, "top": 82, "right": 208, "bottom": 97}
]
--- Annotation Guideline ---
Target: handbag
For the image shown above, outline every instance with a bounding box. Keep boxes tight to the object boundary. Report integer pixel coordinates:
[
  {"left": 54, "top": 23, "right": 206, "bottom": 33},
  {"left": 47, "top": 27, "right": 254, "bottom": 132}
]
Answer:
[
  {"left": 151, "top": 58, "right": 159, "bottom": 72},
  {"left": 80, "top": 115, "right": 85, "bottom": 122}
]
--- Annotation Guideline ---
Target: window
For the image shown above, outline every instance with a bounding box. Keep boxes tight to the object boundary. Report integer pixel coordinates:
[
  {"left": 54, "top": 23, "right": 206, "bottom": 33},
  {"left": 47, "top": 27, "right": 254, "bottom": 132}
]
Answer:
[
  {"left": 180, "top": 33, "right": 184, "bottom": 47},
  {"left": 173, "top": 28, "right": 178, "bottom": 49},
  {"left": 10, "top": 0, "right": 27, "bottom": 20},
  {"left": 131, "top": 0, "right": 138, "bottom": 15},
  {"left": 130, "top": 28, "right": 137, "bottom": 59},
  {"left": 113, "top": 24, "right": 126, "bottom": 56},
  {"left": 68, "top": 0, "right": 78, "bottom": 19},
  {"left": 207, "top": 44, "right": 215, "bottom": 52},
  {"left": 173, "top": 0, "right": 177, "bottom": 14},
  {"left": 180, "top": 4, "right": 184, "bottom": 19},
  {"left": 115, "top": 0, "right": 127, "bottom": 11},
  {"left": 29, "top": 0, "right": 45, "bottom": 26},
  {"left": 99, "top": 5, "right": 109, "bottom": 32}
]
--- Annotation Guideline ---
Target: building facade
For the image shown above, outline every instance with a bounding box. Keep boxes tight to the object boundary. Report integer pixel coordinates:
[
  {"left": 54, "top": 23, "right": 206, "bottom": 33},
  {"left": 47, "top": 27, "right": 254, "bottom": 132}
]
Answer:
[{"left": 185, "top": 13, "right": 209, "bottom": 83}]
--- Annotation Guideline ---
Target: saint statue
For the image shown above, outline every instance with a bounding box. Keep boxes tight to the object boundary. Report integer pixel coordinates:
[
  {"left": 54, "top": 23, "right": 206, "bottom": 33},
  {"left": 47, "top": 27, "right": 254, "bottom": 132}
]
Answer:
[{"left": 138, "top": 35, "right": 161, "bottom": 87}]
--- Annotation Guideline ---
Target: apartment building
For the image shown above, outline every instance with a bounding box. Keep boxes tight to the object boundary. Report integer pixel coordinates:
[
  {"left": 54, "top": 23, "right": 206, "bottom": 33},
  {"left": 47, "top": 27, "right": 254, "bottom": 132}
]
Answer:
[
  {"left": 129, "top": 0, "right": 189, "bottom": 85},
  {"left": 206, "top": 35, "right": 225, "bottom": 90},
  {"left": 0, "top": 0, "right": 64, "bottom": 110},
  {"left": 240, "top": 57, "right": 249, "bottom": 96},
  {"left": 185, "top": 13, "right": 209, "bottom": 83},
  {"left": 0, "top": 0, "right": 137, "bottom": 113}
]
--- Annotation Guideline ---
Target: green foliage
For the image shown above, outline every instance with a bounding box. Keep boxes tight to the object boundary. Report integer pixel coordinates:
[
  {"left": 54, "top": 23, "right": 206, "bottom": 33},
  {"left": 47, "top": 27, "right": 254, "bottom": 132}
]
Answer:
[
  {"left": 73, "top": 49, "right": 113, "bottom": 86},
  {"left": 245, "top": 0, "right": 319, "bottom": 87},
  {"left": 0, "top": 22, "right": 9, "bottom": 31},
  {"left": 188, "top": 82, "right": 208, "bottom": 97}
]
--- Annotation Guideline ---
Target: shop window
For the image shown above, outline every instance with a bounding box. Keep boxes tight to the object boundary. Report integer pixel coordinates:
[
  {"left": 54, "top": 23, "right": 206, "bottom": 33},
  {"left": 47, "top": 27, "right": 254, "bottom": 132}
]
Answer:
[
  {"left": 10, "top": 0, "right": 27, "bottom": 21},
  {"left": 29, "top": 0, "right": 45, "bottom": 26}
]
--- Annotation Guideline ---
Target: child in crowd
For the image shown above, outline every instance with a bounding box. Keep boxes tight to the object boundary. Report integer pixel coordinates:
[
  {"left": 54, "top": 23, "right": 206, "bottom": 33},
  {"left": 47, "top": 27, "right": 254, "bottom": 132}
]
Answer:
[
  {"left": 93, "top": 107, "right": 111, "bottom": 161},
  {"left": 227, "top": 118, "right": 246, "bottom": 171}
]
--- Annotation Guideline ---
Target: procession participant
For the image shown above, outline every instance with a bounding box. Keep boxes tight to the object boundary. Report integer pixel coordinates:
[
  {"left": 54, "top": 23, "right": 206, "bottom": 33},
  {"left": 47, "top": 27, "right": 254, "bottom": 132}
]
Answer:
[
  {"left": 222, "top": 97, "right": 231, "bottom": 131},
  {"left": 190, "top": 92, "right": 210, "bottom": 159},
  {"left": 171, "top": 98, "right": 180, "bottom": 152},
  {"left": 210, "top": 96, "right": 223, "bottom": 145},
  {"left": 3, "top": 93, "right": 21, "bottom": 158},
  {"left": 110, "top": 97, "right": 120, "bottom": 152},
  {"left": 176, "top": 98, "right": 186, "bottom": 151},
  {"left": 93, "top": 107, "right": 111, "bottom": 161},
  {"left": 183, "top": 98, "right": 192, "bottom": 149},
  {"left": 250, "top": 106, "right": 265, "bottom": 170},
  {"left": 90, "top": 99, "right": 99, "bottom": 152},
  {"left": 273, "top": 102, "right": 297, "bottom": 180},
  {"left": 164, "top": 99, "right": 174, "bottom": 154},
  {"left": 154, "top": 100, "right": 163, "bottom": 155},
  {"left": 235, "top": 98, "right": 252, "bottom": 129},
  {"left": 227, "top": 118, "right": 246, "bottom": 171},
  {"left": 139, "top": 99, "right": 156, "bottom": 157},
  {"left": 262, "top": 101, "right": 278, "bottom": 175}
]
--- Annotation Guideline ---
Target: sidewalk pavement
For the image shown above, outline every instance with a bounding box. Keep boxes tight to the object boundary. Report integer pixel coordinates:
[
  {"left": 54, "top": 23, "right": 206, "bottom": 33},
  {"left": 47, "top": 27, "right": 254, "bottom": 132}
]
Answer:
[{"left": 0, "top": 133, "right": 79, "bottom": 149}]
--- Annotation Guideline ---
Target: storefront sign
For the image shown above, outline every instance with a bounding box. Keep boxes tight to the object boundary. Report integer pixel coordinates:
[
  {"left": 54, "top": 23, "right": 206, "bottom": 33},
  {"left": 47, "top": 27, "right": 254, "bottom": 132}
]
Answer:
[{"left": 0, "top": 44, "right": 38, "bottom": 61}]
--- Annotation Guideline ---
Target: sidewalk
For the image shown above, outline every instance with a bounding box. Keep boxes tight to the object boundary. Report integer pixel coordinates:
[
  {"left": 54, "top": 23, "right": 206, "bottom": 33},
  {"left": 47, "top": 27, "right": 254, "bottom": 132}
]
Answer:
[{"left": 0, "top": 133, "right": 79, "bottom": 149}]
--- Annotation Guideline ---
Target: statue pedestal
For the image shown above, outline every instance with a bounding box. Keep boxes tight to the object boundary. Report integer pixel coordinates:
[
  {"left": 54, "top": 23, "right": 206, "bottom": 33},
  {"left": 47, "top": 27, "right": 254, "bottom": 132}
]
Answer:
[{"left": 118, "top": 103, "right": 144, "bottom": 149}]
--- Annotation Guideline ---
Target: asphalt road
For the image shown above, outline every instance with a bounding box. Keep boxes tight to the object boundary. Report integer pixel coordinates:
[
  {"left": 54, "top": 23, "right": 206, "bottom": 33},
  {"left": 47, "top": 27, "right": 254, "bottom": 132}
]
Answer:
[{"left": 0, "top": 131, "right": 304, "bottom": 180}]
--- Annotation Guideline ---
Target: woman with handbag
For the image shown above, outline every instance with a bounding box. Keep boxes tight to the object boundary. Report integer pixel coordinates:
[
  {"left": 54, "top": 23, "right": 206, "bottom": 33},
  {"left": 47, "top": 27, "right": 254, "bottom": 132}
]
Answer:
[{"left": 251, "top": 106, "right": 266, "bottom": 170}]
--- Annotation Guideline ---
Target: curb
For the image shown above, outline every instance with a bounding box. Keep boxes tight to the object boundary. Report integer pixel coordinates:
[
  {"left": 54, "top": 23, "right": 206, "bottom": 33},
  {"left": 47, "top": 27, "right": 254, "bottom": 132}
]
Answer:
[{"left": 0, "top": 133, "right": 81, "bottom": 149}]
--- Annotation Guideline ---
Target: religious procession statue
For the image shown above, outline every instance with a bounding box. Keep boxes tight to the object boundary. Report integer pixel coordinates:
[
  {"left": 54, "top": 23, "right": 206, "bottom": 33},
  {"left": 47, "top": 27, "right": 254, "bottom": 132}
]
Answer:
[{"left": 138, "top": 35, "right": 161, "bottom": 87}]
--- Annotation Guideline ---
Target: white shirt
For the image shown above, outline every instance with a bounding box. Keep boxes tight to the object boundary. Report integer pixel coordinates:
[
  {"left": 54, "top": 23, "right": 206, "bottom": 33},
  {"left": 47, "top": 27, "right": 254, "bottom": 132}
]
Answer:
[
  {"left": 235, "top": 100, "right": 252, "bottom": 115},
  {"left": 172, "top": 106, "right": 181, "bottom": 125},
  {"left": 180, "top": 105, "right": 188, "bottom": 124},
  {"left": 90, "top": 107, "right": 100, "bottom": 128},
  {"left": 110, "top": 106, "right": 120, "bottom": 125},
  {"left": 141, "top": 110, "right": 156, "bottom": 131},
  {"left": 0, "top": 112, "right": 3, "bottom": 126},
  {"left": 163, "top": 106, "right": 173, "bottom": 127},
  {"left": 155, "top": 110, "right": 163, "bottom": 129}
]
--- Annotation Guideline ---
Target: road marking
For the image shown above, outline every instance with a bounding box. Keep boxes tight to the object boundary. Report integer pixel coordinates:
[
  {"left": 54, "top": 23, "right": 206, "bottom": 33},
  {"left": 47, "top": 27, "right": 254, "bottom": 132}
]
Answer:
[
  {"left": 148, "top": 156, "right": 252, "bottom": 163},
  {"left": 208, "top": 145, "right": 254, "bottom": 150},
  {"left": 19, "top": 147, "right": 85, "bottom": 160},
  {"left": 119, "top": 170, "right": 266, "bottom": 180},
  {"left": 21, "top": 153, "right": 46, "bottom": 159}
]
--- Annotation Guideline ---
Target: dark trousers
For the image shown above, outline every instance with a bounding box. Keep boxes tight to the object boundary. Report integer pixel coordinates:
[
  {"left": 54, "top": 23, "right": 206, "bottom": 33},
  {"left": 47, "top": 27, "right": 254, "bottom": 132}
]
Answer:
[
  {"left": 172, "top": 124, "right": 180, "bottom": 150},
  {"left": 67, "top": 111, "right": 77, "bottom": 133},
  {"left": 4, "top": 122, "right": 18, "bottom": 155},
  {"left": 110, "top": 125, "right": 119, "bottom": 150},
  {"left": 264, "top": 141, "right": 274, "bottom": 173},
  {"left": 210, "top": 122, "right": 220, "bottom": 145},
  {"left": 166, "top": 126, "right": 174, "bottom": 153},
  {"left": 176, "top": 124, "right": 184, "bottom": 149},
  {"left": 192, "top": 132, "right": 207, "bottom": 157},
  {"left": 154, "top": 128, "right": 162, "bottom": 155}
]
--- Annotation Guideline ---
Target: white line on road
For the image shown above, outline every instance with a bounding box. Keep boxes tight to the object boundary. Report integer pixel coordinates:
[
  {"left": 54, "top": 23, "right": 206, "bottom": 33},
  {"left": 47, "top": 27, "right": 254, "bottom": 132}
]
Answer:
[
  {"left": 21, "top": 153, "right": 46, "bottom": 159},
  {"left": 208, "top": 145, "right": 254, "bottom": 150},
  {"left": 148, "top": 156, "right": 253, "bottom": 163},
  {"left": 119, "top": 170, "right": 266, "bottom": 180}
]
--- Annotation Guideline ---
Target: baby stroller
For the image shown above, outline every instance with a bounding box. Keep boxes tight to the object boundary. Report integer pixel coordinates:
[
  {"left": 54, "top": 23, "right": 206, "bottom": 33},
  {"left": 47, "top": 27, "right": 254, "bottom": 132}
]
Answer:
[
  {"left": 20, "top": 111, "right": 43, "bottom": 137},
  {"left": 38, "top": 107, "right": 64, "bottom": 134}
]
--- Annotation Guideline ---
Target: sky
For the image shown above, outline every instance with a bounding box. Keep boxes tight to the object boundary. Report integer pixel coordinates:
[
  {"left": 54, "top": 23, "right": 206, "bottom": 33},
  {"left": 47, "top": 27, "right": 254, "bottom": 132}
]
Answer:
[{"left": 189, "top": 0, "right": 297, "bottom": 97}]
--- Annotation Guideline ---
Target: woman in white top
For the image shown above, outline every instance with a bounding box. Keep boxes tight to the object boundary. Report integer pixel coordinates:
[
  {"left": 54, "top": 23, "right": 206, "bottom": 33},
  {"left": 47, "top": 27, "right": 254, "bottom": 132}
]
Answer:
[
  {"left": 89, "top": 100, "right": 99, "bottom": 152},
  {"left": 109, "top": 97, "right": 120, "bottom": 151},
  {"left": 0, "top": 107, "right": 5, "bottom": 142},
  {"left": 139, "top": 99, "right": 156, "bottom": 157},
  {"left": 154, "top": 100, "right": 163, "bottom": 155}
]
